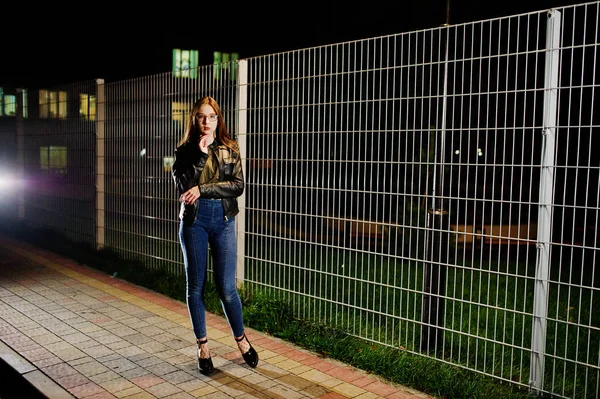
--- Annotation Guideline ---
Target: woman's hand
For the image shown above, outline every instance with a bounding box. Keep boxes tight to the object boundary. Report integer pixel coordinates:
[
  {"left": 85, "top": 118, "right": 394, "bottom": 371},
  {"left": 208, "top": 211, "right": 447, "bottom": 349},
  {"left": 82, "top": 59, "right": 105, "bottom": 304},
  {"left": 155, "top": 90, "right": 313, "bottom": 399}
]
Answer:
[
  {"left": 199, "top": 134, "right": 215, "bottom": 153},
  {"left": 180, "top": 186, "right": 200, "bottom": 204}
]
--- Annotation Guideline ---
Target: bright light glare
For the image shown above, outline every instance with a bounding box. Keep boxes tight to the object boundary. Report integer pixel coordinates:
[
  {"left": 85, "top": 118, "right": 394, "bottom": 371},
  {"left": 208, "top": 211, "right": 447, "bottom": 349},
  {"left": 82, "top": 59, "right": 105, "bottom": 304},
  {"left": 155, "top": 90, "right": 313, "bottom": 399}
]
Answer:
[{"left": 0, "top": 170, "right": 21, "bottom": 191}]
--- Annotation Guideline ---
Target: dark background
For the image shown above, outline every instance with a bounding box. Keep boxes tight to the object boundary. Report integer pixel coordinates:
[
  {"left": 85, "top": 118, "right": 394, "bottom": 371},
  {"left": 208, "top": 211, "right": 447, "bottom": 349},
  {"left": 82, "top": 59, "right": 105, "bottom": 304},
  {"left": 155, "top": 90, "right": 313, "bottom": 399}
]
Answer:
[{"left": 1, "top": 0, "right": 575, "bottom": 87}]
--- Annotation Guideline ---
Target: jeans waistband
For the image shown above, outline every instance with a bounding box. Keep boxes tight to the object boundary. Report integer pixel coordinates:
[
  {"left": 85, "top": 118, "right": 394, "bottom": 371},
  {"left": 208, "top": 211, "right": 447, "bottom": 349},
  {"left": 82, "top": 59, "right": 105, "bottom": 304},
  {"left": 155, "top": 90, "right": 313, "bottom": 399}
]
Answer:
[{"left": 198, "top": 198, "right": 222, "bottom": 206}]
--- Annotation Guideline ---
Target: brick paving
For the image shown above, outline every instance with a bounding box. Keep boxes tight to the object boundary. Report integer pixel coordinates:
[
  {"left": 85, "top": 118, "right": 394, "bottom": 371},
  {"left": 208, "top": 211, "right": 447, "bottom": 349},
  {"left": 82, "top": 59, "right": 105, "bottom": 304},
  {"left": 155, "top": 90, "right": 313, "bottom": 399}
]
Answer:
[{"left": 0, "top": 233, "right": 434, "bottom": 399}]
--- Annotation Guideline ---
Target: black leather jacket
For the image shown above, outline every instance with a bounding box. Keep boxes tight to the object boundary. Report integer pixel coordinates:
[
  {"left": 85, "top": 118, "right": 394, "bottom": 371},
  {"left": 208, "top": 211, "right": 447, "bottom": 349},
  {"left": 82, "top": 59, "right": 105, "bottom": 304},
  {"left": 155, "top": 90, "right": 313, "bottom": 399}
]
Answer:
[{"left": 172, "top": 139, "right": 244, "bottom": 225}]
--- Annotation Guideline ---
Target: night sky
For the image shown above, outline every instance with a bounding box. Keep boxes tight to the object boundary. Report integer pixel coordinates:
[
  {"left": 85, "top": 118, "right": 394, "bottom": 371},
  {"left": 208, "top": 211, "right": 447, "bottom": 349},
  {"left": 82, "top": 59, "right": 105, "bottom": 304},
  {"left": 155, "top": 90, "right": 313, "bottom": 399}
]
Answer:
[{"left": 1, "top": 0, "right": 576, "bottom": 87}]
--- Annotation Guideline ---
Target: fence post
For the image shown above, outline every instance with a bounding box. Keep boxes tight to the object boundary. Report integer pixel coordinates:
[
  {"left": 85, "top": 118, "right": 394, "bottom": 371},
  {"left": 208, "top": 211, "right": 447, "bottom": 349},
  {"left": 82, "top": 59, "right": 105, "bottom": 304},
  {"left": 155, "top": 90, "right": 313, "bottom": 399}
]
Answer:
[
  {"left": 421, "top": 25, "right": 451, "bottom": 353},
  {"left": 236, "top": 60, "right": 248, "bottom": 288},
  {"left": 96, "top": 79, "right": 106, "bottom": 251},
  {"left": 15, "top": 89, "right": 24, "bottom": 220},
  {"left": 421, "top": 209, "right": 449, "bottom": 352},
  {"left": 530, "top": 9, "right": 561, "bottom": 393}
]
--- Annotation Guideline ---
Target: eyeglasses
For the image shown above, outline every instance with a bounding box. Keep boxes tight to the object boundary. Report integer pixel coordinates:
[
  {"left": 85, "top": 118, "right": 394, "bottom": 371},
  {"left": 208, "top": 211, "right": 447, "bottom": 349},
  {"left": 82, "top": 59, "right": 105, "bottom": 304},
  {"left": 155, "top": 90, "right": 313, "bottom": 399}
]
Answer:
[{"left": 197, "top": 114, "right": 218, "bottom": 122}]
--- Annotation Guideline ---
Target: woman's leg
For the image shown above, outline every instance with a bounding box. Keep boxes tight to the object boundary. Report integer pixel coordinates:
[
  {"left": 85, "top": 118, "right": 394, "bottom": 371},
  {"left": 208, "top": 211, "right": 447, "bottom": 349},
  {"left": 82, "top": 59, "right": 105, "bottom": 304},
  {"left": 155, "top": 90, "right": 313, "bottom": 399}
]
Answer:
[
  {"left": 210, "top": 209, "right": 258, "bottom": 367},
  {"left": 210, "top": 216, "right": 245, "bottom": 338},
  {"left": 179, "top": 218, "right": 209, "bottom": 340}
]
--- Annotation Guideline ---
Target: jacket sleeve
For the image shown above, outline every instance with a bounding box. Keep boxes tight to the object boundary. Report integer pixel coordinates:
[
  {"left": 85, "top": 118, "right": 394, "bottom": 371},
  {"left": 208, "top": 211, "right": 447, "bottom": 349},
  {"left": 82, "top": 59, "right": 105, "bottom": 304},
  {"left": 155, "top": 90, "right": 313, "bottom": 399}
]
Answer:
[
  {"left": 198, "top": 149, "right": 244, "bottom": 199},
  {"left": 172, "top": 147, "right": 191, "bottom": 196},
  {"left": 172, "top": 145, "right": 207, "bottom": 196}
]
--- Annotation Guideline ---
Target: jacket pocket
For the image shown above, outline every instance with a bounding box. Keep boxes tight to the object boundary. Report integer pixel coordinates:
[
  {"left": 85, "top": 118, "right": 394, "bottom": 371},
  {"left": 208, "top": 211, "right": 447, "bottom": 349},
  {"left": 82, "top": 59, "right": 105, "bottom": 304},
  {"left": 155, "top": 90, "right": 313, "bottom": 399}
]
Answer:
[{"left": 221, "top": 155, "right": 237, "bottom": 179}]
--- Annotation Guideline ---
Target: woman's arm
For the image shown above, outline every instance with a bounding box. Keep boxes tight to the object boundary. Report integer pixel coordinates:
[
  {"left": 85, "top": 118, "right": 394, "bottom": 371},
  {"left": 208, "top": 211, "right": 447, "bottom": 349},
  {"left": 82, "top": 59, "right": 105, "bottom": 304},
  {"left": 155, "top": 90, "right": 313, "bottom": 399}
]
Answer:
[
  {"left": 172, "top": 144, "right": 207, "bottom": 196},
  {"left": 199, "top": 148, "right": 244, "bottom": 199}
]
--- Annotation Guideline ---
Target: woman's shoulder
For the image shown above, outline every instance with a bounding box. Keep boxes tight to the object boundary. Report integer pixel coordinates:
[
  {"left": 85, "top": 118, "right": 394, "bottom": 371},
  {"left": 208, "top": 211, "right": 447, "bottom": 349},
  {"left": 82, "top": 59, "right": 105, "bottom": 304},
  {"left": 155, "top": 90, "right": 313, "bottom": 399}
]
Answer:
[
  {"left": 228, "top": 141, "right": 240, "bottom": 152},
  {"left": 216, "top": 141, "right": 240, "bottom": 160},
  {"left": 220, "top": 138, "right": 239, "bottom": 151}
]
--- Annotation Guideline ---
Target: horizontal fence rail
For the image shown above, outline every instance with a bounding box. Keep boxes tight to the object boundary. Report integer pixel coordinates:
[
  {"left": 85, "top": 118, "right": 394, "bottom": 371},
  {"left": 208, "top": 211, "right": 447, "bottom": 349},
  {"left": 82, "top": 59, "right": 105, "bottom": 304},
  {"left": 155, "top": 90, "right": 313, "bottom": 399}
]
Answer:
[{"left": 0, "top": 2, "right": 598, "bottom": 398}]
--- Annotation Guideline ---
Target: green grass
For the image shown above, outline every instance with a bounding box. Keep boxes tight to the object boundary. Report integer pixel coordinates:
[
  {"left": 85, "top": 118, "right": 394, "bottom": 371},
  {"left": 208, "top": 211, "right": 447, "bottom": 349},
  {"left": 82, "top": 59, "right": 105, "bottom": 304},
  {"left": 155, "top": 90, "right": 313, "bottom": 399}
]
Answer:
[{"left": 4, "top": 220, "right": 593, "bottom": 399}]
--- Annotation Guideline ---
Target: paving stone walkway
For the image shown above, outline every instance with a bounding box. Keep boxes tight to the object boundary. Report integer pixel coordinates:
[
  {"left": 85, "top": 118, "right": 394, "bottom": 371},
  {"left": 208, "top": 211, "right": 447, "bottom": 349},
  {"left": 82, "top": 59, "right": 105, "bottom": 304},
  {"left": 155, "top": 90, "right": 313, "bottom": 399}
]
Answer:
[{"left": 0, "top": 233, "right": 433, "bottom": 399}]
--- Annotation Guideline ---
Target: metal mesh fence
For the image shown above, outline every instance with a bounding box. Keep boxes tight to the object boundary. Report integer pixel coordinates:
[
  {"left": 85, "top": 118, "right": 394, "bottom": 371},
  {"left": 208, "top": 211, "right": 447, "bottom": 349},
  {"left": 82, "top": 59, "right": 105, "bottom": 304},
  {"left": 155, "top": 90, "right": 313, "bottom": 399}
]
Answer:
[
  {"left": 101, "top": 69, "right": 239, "bottom": 274},
  {"left": 15, "top": 80, "right": 98, "bottom": 246}
]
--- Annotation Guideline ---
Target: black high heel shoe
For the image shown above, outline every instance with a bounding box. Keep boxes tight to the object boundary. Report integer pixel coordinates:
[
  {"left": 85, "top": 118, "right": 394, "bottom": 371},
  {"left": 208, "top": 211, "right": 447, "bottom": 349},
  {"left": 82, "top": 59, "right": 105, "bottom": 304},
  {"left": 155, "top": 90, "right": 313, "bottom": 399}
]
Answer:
[
  {"left": 235, "top": 334, "right": 259, "bottom": 368},
  {"left": 196, "top": 338, "right": 214, "bottom": 375}
]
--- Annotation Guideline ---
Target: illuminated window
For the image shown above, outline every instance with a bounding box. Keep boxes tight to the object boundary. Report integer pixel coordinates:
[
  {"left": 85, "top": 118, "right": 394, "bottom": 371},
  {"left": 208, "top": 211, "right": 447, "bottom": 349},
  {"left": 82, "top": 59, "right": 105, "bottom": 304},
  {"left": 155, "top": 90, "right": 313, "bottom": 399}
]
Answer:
[
  {"left": 0, "top": 89, "right": 26, "bottom": 118},
  {"left": 79, "top": 94, "right": 96, "bottom": 121},
  {"left": 4, "top": 95, "right": 16, "bottom": 116},
  {"left": 213, "top": 52, "right": 239, "bottom": 81},
  {"left": 40, "top": 146, "right": 67, "bottom": 174},
  {"left": 39, "top": 90, "right": 47, "bottom": 118},
  {"left": 58, "top": 91, "right": 67, "bottom": 118},
  {"left": 171, "top": 101, "right": 188, "bottom": 127},
  {"left": 39, "top": 89, "right": 67, "bottom": 119},
  {"left": 21, "top": 90, "right": 28, "bottom": 119},
  {"left": 173, "top": 49, "right": 198, "bottom": 78}
]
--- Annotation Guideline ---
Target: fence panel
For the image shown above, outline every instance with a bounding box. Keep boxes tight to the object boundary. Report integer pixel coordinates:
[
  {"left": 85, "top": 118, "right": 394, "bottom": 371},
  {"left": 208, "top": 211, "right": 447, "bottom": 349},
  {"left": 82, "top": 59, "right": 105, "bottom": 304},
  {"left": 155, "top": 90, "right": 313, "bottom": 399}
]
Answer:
[
  {"left": 15, "top": 80, "right": 98, "bottom": 246},
  {"left": 241, "top": 5, "right": 599, "bottom": 398},
  {"left": 542, "top": 4, "right": 599, "bottom": 398}
]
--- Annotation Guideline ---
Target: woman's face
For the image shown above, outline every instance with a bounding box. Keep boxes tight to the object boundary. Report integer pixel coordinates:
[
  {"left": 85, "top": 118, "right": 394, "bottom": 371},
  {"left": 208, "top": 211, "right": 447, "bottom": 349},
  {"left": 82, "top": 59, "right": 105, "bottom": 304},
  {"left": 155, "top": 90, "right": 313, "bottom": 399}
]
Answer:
[{"left": 196, "top": 104, "right": 218, "bottom": 137}]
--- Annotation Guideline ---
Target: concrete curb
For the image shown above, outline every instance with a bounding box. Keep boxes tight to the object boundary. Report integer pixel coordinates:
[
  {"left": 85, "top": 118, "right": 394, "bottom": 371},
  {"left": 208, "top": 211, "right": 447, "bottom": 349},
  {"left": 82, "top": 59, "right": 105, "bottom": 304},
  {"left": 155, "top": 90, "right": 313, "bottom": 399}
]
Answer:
[{"left": 0, "top": 340, "right": 75, "bottom": 399}]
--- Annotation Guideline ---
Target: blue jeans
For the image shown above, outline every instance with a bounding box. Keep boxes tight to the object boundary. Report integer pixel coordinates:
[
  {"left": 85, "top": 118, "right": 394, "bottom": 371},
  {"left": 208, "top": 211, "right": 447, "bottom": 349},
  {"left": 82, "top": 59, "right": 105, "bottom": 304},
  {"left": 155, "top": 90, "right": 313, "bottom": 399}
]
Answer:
[{"left": 178, "top": 198, "right": 245, "bottom": 339}]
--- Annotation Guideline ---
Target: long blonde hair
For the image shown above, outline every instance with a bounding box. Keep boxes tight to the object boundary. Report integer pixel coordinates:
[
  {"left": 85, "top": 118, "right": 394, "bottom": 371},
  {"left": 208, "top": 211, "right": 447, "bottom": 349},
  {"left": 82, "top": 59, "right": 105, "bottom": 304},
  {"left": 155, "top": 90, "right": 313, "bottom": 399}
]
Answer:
[{"left": 178, "top": 96, "right": 238, "bottom": 154}]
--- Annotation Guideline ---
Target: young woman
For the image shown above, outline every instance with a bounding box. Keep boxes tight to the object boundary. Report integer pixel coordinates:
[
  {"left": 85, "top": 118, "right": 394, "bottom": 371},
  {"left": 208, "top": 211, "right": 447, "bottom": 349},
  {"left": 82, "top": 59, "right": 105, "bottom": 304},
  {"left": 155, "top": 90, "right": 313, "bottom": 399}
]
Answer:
[{"left": 172, "top": 96, "right": 258, "bottom": 375}]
